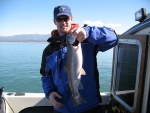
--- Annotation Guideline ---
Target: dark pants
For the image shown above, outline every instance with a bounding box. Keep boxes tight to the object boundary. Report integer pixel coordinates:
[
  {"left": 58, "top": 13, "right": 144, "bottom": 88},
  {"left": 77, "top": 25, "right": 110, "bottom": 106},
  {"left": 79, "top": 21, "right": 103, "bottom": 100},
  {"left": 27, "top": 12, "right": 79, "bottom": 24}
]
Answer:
[{"left": 54, "top": 105, "right": 102, "bottom": 113}]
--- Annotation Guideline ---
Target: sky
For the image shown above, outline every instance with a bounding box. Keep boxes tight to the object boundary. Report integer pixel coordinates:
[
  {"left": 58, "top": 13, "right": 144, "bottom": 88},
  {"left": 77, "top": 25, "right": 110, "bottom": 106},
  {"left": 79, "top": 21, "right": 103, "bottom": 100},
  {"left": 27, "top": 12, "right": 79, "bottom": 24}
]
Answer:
[{"left": 0, "top": 0, "right": 150, "bottom": 36}]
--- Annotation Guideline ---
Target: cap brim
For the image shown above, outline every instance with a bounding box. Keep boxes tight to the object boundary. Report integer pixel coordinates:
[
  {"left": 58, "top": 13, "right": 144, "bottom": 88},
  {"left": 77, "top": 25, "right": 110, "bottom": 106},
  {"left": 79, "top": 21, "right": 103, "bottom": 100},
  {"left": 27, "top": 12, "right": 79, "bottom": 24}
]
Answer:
[{"left": 55, "top": 13, "right": 71, "bottom": 18}]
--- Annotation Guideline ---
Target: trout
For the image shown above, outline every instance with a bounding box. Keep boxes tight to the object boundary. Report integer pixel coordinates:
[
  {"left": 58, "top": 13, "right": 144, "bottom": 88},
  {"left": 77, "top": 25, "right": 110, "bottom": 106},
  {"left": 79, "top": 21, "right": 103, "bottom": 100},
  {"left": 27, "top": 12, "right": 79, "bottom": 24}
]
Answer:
[{"left": 65, "top": 34, "right": 86, "bottom": 105}]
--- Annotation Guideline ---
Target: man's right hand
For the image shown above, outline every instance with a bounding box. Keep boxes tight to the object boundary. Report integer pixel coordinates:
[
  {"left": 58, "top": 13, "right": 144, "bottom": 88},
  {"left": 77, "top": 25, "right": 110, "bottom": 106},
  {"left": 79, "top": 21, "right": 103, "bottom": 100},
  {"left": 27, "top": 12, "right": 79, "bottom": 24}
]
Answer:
[{"left": 49, "top": 92, "right": 63, "bottom": 109}]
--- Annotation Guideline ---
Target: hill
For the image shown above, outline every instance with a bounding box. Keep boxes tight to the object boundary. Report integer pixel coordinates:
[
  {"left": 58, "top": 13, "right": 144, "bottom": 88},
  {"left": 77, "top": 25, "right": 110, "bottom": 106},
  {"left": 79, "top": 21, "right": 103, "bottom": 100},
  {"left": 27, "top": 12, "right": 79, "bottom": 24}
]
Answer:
[{"left": 0, "top": 34, "right": 51, "bottom": 42}]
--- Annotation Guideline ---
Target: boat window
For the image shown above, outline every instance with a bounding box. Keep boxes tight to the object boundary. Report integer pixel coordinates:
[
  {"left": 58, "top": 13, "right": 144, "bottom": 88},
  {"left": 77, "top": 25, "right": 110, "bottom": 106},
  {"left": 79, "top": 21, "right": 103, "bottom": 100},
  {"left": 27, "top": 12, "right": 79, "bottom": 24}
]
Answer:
[{"left": 112, "top": 39, "right": 142, "bottom": 112}]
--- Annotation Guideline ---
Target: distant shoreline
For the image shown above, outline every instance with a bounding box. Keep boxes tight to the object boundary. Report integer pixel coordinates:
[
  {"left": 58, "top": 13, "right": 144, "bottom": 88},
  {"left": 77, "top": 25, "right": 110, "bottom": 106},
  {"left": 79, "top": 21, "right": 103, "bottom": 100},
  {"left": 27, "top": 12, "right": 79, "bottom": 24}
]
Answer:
[
  {"left": 0, "top": 41, "right": 48, "bottom": 42},
  {"left": 0, "top": 41, "right": 49, "bottom": 44},
  {"left": 0, "top": 34, "right": 50, "bottom": 42}
]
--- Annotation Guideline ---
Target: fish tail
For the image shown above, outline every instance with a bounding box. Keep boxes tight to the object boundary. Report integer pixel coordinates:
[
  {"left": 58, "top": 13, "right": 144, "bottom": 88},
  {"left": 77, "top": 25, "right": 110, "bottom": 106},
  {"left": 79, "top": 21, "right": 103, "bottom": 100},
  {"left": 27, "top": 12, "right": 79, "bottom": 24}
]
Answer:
[{"left": 72, "top": 95, "right": 87, "bottom": 106}]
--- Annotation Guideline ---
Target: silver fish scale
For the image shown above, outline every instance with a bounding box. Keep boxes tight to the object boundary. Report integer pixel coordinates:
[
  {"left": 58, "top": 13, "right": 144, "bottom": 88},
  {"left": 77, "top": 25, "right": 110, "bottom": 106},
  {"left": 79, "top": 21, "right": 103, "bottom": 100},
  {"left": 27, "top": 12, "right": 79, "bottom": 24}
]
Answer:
[{"left": 65, "top": 35, "right": 86, "bottom": 105}]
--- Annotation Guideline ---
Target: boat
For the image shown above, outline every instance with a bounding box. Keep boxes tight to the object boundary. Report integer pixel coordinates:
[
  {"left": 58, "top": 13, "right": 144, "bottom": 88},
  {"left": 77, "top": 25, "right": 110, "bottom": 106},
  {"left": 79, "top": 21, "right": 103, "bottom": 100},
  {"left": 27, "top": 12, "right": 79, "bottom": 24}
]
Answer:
[{"left": 0, "top": 8, "right": 150, "bottom": 113}]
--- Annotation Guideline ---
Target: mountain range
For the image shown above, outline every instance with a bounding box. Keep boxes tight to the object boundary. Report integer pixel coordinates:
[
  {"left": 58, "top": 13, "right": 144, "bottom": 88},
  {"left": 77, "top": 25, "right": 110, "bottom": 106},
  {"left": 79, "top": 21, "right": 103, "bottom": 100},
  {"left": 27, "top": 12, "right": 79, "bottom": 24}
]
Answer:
[{"left": 0, "top": 34, "right": 51, "bottom": 42}]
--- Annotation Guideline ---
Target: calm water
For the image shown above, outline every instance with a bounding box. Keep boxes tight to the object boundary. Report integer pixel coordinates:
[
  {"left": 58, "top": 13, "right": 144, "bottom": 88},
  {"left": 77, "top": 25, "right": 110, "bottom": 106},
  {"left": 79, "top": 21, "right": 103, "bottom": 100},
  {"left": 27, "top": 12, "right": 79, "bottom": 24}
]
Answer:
[{"left": 0, "top": 42, "right": 113, "bottom": 93}]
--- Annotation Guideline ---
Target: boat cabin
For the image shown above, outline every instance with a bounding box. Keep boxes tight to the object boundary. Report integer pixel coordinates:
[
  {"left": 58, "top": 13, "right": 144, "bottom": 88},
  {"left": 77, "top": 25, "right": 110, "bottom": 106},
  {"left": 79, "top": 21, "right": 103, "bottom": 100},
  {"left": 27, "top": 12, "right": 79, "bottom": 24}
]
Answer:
[{"left": 111, "top": 8, "right": 150, "bottom": 113}]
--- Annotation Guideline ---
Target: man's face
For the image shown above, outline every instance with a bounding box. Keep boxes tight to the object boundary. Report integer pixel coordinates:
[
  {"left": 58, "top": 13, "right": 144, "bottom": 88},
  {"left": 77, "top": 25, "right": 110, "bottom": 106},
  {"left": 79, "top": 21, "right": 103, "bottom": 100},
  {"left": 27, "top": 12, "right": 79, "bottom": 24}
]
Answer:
[{"left": 54, "top": 15, "right": 72, "bottom": 36}]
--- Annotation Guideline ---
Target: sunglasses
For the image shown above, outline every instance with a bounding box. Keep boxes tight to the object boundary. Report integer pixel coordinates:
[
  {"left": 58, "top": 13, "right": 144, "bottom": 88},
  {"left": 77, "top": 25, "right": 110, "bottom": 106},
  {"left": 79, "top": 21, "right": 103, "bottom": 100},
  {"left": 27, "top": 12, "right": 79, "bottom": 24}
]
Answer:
[{"left": 56, "top": 16, "right": 70, "bottom": 22}]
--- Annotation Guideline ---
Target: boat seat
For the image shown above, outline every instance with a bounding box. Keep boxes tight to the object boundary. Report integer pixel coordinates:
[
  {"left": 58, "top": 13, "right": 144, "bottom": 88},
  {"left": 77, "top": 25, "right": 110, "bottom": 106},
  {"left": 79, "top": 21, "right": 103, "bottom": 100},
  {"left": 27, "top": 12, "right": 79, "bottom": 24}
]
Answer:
[{"left": 19, "top": 106, "right": 54, "bottom": 113}]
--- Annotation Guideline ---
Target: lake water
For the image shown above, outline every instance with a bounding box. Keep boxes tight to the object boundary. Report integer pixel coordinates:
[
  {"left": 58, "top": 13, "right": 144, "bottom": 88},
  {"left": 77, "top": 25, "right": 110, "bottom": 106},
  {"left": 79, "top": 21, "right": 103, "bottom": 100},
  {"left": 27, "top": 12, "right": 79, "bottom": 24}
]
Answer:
[{"left": 0, "top": 42, "right": 113, "bottom": 93}]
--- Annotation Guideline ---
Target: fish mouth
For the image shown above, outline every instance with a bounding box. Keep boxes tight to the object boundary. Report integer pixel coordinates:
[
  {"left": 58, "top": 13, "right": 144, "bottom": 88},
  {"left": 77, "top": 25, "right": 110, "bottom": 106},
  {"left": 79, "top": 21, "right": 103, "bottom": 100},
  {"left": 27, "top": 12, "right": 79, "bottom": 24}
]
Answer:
[{"left": 68, "top": 34, "right": 75, "bottom": 44}]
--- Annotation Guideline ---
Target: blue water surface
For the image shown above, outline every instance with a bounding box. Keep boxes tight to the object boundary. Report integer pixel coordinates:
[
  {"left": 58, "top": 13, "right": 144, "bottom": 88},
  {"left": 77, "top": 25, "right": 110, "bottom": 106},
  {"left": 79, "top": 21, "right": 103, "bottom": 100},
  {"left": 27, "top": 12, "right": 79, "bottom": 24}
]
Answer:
[{"left": 0, "top": 42, "right": 113, "bottom": 93}]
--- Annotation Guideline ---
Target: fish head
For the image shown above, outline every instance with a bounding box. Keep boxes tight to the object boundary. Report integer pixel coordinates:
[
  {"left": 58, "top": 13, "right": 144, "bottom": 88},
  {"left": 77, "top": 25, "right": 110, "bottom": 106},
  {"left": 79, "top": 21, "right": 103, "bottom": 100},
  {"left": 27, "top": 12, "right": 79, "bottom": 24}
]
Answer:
[{"left": 66, "top": 34, "right": 76, "bottom": 45}]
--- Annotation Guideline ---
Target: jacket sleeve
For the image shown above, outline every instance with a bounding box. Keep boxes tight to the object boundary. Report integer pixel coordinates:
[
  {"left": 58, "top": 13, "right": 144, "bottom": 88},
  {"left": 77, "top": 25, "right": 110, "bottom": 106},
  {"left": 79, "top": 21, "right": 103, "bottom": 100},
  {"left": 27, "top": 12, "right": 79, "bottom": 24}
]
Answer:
[
  {"left": 83, "top": 26, "right": 118, "bottom": 52},
  {"left": 40, "top": 50, "right": 47, "bottom": 76},
  {"left": 40, "top": 45, "right": 56, "bottom": 99},
  {"left": 42, "top": 75, "right": 56, "bottom": 99}
]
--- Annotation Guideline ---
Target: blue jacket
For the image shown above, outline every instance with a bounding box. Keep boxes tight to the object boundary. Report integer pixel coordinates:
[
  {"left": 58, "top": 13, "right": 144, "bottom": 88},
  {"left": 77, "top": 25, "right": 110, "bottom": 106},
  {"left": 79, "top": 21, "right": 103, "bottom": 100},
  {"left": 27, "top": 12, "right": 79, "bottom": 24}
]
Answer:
[{"left": 40, "top": 26, "right": 118, "bottom": 113}]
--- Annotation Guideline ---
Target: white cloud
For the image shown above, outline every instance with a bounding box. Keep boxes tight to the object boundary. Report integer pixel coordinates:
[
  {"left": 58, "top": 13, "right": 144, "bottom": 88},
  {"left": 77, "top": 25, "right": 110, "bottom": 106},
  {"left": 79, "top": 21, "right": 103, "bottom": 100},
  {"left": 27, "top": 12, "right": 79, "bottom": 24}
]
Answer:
[
  {"left": 83, "top": 20, "right": 103, "bottom": 26},
  {"left": 83, "top": 20, "right": 122, "bottom": 28},
  {"left": 82, "top": 20, "right": 124, "bottom": 34}
]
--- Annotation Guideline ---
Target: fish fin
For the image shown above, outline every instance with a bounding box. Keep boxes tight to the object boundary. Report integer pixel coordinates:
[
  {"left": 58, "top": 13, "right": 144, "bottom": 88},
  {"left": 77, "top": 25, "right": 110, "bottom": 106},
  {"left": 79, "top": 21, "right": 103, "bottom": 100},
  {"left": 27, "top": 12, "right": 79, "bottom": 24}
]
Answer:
[
  {"left": 78, "top": 81, "right": 83, "bottom": 89},
  {"left": 72, "top": 95, "right": 87, "bottom": 106},
  {"left": 80, "top": 68, "right": 86, "bottom": 75}
]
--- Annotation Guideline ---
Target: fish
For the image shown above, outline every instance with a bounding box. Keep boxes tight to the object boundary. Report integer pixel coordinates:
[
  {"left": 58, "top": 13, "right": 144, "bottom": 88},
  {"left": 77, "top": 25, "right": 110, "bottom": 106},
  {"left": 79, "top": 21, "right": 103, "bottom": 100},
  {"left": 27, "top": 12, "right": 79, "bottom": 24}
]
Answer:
[{"left": 64, "top": 34, "right": 86, "bottom": 105}]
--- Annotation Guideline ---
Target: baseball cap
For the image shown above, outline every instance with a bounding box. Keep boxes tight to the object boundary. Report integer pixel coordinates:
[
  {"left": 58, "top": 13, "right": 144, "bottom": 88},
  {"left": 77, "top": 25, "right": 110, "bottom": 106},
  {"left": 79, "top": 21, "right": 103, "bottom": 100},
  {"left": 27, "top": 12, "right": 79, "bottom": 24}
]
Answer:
[{"left": 53, "top": 5, "right": 72, "bottom": 19}]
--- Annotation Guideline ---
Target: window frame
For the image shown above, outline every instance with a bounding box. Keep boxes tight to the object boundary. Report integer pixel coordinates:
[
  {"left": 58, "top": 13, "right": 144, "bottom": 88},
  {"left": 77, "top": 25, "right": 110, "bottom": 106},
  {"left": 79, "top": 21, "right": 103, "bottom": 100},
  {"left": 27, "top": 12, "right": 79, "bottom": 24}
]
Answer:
[{"left": 112, "top": 39, "right": 142, "bottom": 112}]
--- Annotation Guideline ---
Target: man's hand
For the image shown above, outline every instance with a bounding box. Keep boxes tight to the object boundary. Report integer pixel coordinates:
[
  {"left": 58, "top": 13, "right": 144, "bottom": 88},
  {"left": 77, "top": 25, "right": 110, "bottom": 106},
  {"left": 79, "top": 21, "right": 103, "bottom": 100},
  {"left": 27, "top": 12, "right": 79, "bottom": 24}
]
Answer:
[
  {"left": 70, "top": 27, "right": 86, "bottom": 43},
  {"left": 49, "top": 92, "right": 63, "bottom": 109}
]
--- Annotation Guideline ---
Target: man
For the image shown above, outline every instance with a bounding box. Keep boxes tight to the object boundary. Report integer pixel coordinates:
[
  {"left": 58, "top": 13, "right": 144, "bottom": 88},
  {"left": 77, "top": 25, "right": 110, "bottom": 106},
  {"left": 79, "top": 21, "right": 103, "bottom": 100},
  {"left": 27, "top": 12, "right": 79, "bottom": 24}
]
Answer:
[{"left": 40, "top": 5, "right": 118, "bottom": 113}]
